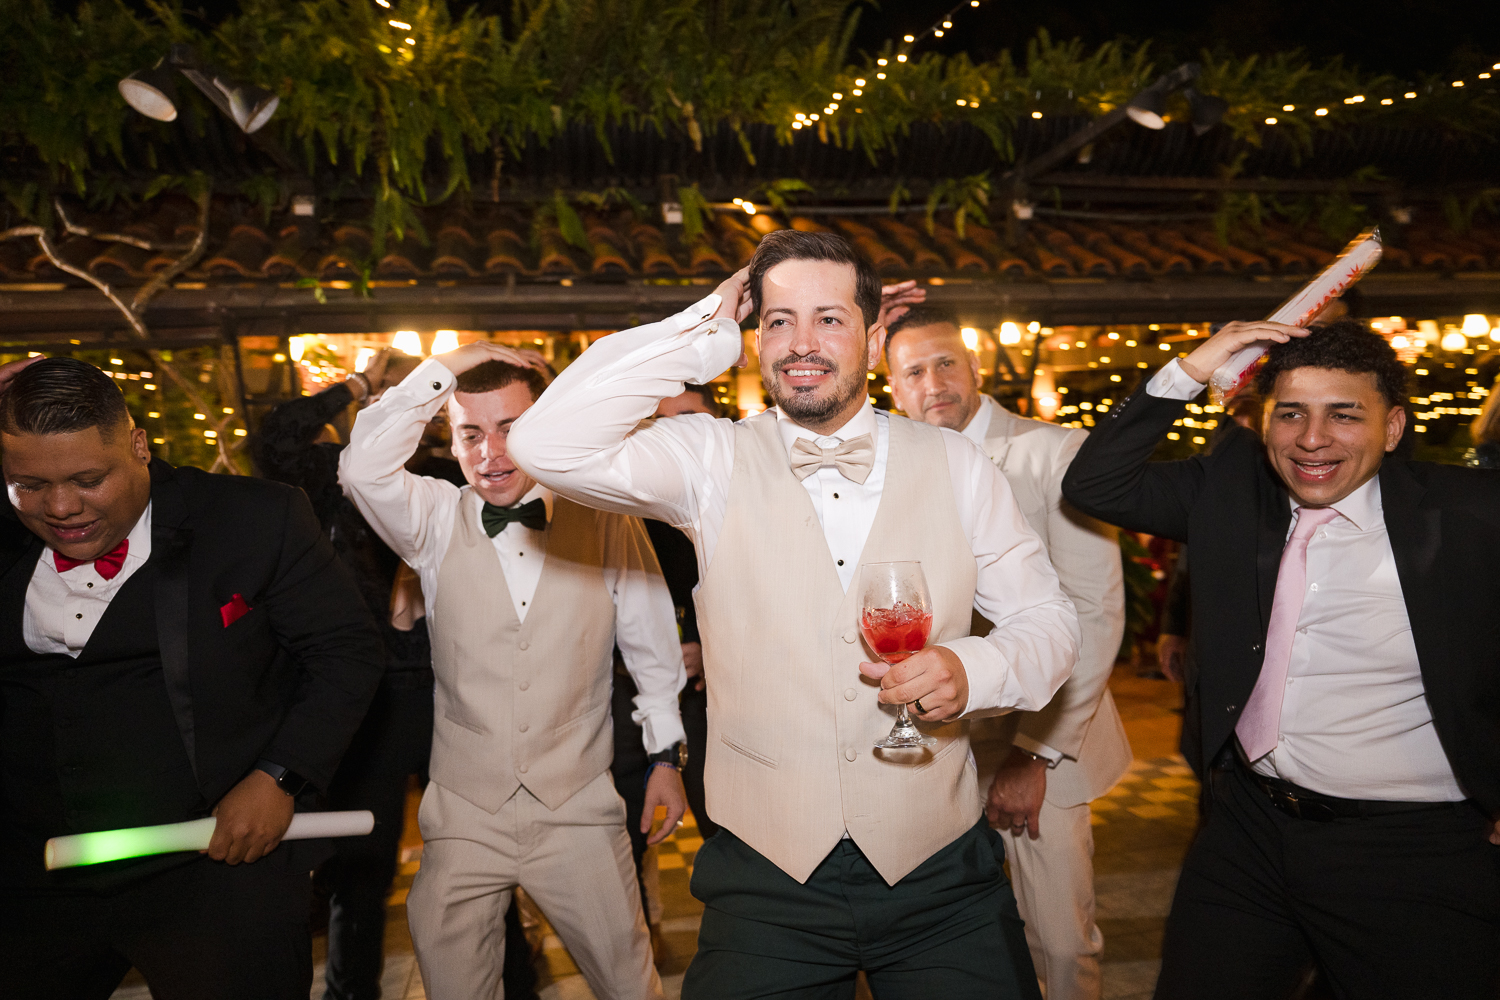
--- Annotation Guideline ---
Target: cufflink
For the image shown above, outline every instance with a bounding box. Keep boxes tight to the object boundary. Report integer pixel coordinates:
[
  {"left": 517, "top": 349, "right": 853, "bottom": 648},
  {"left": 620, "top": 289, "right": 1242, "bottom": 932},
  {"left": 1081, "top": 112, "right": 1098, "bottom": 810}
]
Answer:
[{"left": 431, "top": 381, "right": 442, "bottom": 390}]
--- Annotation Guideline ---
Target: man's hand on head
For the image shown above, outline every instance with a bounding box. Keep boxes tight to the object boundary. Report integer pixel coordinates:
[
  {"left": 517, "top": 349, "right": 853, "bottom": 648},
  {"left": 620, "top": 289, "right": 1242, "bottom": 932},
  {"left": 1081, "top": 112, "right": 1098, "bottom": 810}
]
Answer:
[
  {"left": 0, "top": 355, "right": 46, "bottom": 398},
  {"left": 858, "top": 645, "right": 969, "bottom": 722},
  {"left": 433, "top": 342, "right": 554, "bottom": 381},
  {"left": 642, "top": 764, "right": 688, "bottom": 846},
  {"left": 1179, "top": 321, "right": 1311, "bottom": 385},
  {"left": 207, "top": 769, "right": 295, "bottom": 865},
  {"left": 877, "top": 280, "right": 926, "bottom": 332},
  {"left": 710, "top": 267, "right": 754, "bottom": 368}
]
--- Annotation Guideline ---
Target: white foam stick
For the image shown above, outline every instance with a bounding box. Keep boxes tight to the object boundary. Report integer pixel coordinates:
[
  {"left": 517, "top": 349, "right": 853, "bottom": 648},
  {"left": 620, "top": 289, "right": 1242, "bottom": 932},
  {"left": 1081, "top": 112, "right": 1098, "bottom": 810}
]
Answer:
[
  {"left": 1207, "top": 227, "right": 1384, "bottom": 405},
  {"left": 44, "top": 810, "right": 376, "bottom": 870}
]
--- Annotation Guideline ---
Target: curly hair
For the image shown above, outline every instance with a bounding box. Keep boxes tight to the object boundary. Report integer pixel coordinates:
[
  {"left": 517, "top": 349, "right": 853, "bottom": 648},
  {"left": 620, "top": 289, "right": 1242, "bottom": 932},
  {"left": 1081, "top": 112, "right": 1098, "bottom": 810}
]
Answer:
[{"left": 1254, "top": 319, "right": 1407, "bottom": 408}]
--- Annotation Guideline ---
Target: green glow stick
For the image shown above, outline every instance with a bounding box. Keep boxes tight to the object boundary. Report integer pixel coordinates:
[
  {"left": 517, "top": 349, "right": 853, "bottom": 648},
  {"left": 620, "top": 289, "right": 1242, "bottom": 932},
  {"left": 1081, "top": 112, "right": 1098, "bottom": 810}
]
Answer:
[{"left": 44, "top": 811, "right": 375, "bottom": 870}]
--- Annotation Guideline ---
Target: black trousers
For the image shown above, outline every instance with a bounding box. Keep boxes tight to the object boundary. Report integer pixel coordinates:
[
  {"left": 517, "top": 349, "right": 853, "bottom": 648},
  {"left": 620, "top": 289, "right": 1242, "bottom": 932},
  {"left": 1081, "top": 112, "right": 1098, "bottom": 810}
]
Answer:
[
  {"left": 0, "top": 850, "right": 312, "bottom": 1000},
  {"left": 314, "top": 674, "right": 433, "bottom": 1000},
  {"left": 1155, "top": 759, "right": 1500, "bottom": 1000},
  {"left": 682, "top": 818, "right": 1042, "bottom": 1000},
  {"left": 611, "top": 671, "right": 717, "bottom": 921}
]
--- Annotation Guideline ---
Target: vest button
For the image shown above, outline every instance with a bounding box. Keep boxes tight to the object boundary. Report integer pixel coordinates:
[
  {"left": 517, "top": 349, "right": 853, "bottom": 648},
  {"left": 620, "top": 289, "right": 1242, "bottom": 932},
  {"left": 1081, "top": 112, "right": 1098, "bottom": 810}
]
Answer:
[
  {"left": 518, "top": 764, "right": 528, "bottom": 774},
  {"left": 843, "top": 688, "right": 857, "bottom": 701},
  {"left": 519, "top": 641, "right": 530, "bottom": 651},
  {"left": 518, "top": 681, "right": 529, "bottom": 691},
  {"left": 844, "top": 747, "right": 857, "bottom": 762},
  {"left": 843, "top": 630, "right": 857, "bottom": 643},
  {"left": 519, "top": 723, "right": 529, "bottom": 733}
]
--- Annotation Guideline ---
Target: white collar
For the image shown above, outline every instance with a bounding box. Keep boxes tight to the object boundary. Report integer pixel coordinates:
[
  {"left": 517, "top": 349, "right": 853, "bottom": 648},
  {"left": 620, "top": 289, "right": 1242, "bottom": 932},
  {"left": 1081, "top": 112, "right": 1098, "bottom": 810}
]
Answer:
[
  {"left": 958, "top": 394, "right": 997, "bottom": 448},
  {"left": 1289, "top": 473, "right": 1382, "bottom": 532},
  {"left": 773, "top": 401, "right": 879, "bottom": 451}
]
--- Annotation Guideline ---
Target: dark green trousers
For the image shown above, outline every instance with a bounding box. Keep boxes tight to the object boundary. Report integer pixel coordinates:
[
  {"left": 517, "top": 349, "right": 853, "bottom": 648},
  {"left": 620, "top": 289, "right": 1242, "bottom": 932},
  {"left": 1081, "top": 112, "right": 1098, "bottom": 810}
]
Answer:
[{"left": 682, "top": 817, "right": 1043, "bottom": 1000}]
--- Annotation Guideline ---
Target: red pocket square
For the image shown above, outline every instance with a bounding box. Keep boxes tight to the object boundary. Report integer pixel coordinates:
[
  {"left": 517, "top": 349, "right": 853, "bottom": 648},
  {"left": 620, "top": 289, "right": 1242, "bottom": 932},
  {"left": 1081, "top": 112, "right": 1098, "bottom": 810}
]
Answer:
[{"left": 220, "top": 593, "right": 253, "bottom": 628}]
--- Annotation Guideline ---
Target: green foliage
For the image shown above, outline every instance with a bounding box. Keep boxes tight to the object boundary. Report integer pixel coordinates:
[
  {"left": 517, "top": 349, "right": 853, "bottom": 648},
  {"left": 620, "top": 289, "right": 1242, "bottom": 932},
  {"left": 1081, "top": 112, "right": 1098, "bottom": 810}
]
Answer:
[
  {"left": 4, "top": 0, "right": 1499, "bottom": 248},
  {"left": 925, "top": 172, "right": 990, "bottom": 239},
  {"left": 753, "top": 178, "right": 815, "bottom": 215},
  {"left": 676, "top": 183, "right": 711, "bottom": 242},
  {"left": 1117, "top": 531, "right": 1163, "bottom": 659}
]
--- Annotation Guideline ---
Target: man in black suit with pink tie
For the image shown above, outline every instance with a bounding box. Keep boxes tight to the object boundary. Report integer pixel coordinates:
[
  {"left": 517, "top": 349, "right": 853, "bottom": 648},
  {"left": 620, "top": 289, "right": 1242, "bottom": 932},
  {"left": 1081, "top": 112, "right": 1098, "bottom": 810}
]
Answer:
[{"left": 0, "top": 356, "right": 383, "bottom": 999}]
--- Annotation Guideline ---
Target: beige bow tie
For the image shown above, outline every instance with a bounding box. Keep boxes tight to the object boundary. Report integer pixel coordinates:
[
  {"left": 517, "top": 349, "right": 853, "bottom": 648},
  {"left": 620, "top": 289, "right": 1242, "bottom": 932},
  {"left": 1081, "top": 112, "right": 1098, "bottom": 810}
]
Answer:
[{"left": 789, "top": 434, "right": 875, "bottom": 485}]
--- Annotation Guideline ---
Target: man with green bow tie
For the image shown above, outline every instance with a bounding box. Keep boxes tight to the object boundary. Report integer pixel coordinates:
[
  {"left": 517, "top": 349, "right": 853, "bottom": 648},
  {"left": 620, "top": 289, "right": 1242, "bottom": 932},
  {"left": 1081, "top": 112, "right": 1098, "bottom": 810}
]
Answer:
[{"left": 339, "top": 345, "right": 687, "bottom": 1000}]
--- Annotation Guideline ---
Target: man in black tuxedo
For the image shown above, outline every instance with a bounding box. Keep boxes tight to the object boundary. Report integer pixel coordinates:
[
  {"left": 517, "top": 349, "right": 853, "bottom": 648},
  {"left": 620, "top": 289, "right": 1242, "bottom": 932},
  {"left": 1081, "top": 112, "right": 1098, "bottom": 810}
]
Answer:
[
  {"left": 1063, "top": 319, "right": 1500, "bottom": 999},
  {"left": 0, "top": 357, "right": 383, "bottom": 999}
]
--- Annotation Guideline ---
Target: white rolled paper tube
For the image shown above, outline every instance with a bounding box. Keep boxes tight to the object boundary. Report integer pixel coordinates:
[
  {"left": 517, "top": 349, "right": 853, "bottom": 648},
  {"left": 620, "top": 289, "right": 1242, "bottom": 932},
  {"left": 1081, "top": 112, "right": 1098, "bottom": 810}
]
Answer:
[
  {"left": 1207, "top": 227, "right": 1384, "bottom": 405},
  {"left": 45, "top": 810, "right": 376, "bottom": 871}
]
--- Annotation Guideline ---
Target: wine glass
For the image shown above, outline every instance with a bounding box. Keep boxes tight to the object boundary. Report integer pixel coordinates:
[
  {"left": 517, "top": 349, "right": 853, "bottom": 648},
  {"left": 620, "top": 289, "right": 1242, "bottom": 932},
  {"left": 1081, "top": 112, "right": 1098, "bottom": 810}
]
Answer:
[{"left": 860, "top": 561, "right": 937, "bottom": 749}]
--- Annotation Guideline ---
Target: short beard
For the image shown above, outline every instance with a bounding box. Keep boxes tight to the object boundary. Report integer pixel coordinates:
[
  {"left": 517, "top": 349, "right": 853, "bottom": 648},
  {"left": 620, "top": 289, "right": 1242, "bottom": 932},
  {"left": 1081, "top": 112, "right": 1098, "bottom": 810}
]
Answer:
[{"left": 765, "top": 354, "right": 868, "bottom": 427}]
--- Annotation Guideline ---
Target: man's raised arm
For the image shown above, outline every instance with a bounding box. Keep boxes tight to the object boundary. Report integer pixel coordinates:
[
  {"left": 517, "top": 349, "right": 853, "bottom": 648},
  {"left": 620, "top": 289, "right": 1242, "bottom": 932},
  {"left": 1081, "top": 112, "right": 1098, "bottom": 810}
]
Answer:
[
  {"left": 1062, "top": 320, "right": 1308, "bottom": 540},
  {"left": 508, "top": 273, "right": 753, "bottom": 527}
]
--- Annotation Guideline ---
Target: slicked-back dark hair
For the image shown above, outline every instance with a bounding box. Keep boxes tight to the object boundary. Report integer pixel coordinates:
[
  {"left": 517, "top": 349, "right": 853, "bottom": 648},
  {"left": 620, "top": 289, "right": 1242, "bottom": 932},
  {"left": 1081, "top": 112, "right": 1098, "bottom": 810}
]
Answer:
[
  {"left": 748, "top": 230, "right": 881, "bottom": 328},
  {"left": 0, "top": 357, "right": 130, "bottom": 437},
  {"left": 1254, "top": 319, "right": 1407, "bottom": 408},
  {"left": 454, "top": 360, "right": 548, "bottom": 401},
  {"left": 883, "top": 304, "right": 963, "bottom": 359}
]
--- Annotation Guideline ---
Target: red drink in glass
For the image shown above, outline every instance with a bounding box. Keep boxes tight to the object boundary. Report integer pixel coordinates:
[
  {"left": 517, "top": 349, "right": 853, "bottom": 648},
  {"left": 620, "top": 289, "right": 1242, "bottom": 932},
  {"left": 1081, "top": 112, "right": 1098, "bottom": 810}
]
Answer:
[{"left": 860, "top": 604, "right": 934, "bottom": 664}]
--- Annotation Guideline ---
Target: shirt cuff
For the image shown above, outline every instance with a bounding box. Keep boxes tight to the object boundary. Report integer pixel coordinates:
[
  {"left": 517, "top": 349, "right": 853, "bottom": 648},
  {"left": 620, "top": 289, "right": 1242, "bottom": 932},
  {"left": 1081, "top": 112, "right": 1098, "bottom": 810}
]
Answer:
[
  {"left": 1146, "top": 358, "right": 1207, "bottom": 401},
  {"left": 634, "top": 707, "right": 688, "bottom": 756},
  {"left": 940, "top": 635, "right": 1009, "bottom": 717},
  {"left": 403, "top": 357, "right": 457, "bottom": 400},
  {"left": 1012, "top": 734, "right": 1064, "bottom": 767}
]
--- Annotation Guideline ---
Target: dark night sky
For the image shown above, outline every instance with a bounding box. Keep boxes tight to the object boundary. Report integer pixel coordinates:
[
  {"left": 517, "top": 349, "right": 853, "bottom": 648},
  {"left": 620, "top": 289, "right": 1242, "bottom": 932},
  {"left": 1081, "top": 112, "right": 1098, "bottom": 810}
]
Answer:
[
  {"left": 850, "top": 0, "right": 1499, "bottom": 76},
  {"left": 106, "top": 0, "right": 1499, "bottom": 76}
]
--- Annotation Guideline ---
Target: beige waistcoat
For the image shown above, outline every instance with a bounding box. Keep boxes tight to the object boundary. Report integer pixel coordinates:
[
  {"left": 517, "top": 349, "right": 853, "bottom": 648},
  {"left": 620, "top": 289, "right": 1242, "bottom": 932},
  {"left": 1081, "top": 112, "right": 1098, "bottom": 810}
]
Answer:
[
  {"left": 694, "top": 410, "right": 980, "bottom": 885},
  {"left": 428, "top": 489, "right": 619, "bottom": 813}
]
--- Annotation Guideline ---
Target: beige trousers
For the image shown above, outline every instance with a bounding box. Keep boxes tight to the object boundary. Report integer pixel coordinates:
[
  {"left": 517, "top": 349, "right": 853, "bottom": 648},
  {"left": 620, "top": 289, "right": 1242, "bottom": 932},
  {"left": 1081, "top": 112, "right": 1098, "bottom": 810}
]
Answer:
[
  {"left": 996, "top": 798, "right": 1104, "bottom": 1000},
  {"left": 407, "top": 771, "right": 664, "bottom": 1000}
]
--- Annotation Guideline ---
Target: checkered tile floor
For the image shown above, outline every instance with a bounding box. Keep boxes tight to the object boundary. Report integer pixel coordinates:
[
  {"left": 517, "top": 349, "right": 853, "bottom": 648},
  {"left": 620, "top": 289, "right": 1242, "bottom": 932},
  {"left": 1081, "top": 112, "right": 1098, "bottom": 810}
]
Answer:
[
  {"left": 1091, "top": 756, "right": 1201, "bottom": 825},
  {"left": 107, "top": 671, "right": 1198, "bottom": 1000}
]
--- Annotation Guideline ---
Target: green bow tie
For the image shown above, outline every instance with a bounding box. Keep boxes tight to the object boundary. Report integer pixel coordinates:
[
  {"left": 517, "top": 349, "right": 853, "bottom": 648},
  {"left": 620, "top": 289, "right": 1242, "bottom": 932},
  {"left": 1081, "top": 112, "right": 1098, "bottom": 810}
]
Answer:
[{"left": 481, "top": 498, "right": 547, "bottom": 537}]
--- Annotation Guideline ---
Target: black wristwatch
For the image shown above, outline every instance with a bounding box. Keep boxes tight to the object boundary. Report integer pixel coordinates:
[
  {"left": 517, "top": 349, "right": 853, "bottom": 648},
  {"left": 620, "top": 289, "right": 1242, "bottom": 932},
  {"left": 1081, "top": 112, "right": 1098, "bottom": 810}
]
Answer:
[
  {"left": 255, "top": 759, "right": 311, "bottom": 797},
  {"left": 648, "top": 742, "right": 688, "bottom": 770}
]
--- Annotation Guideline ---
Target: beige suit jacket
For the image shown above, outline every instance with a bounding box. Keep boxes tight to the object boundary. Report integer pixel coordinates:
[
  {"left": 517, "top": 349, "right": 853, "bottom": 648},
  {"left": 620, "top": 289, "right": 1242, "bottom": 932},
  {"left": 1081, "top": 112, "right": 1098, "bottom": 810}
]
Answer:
[{"left": 970, "top": 400, "right": 1131, "bottom": 807}]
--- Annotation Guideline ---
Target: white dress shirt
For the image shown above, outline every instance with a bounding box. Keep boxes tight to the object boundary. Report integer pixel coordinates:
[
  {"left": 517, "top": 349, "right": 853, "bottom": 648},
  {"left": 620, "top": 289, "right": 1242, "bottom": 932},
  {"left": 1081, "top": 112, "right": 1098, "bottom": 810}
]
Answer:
[
  {"left": 24, "top": 503, "right": 153, "bottom": 658},
  {"left": 1147, "top": 358, "right": 1465, "bottom": 801},
  {"left": 958, "top": 395, "right": 1064, "bottom": 766},
  {"left": 508, "top": 295, "right": 1080, "bottom": 718},
  {"left": 337, "top": 362, "right": 687, "bottom": 753}
]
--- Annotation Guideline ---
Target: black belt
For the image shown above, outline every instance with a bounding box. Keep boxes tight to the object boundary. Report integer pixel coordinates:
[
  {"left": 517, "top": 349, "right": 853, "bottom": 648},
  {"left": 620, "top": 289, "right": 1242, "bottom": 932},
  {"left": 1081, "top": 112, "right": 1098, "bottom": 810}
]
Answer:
[{"left": 1244, "top": 768, "right": 1467, "bottom": 822}]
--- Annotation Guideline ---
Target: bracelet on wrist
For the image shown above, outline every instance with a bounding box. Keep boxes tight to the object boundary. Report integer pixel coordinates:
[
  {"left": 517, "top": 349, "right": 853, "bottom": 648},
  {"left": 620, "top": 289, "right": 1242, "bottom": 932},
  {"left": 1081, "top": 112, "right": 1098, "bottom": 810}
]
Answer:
[{"left": 348, "top": 372, "right": 373, "bottom": 398}]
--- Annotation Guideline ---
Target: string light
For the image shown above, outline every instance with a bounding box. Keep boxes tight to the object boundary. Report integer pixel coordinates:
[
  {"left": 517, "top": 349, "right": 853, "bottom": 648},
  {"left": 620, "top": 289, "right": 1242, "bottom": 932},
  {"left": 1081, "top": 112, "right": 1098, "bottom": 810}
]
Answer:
[
  {"left": 1265, "top": 116, "right": 1277, "bottom": 124},
  {"left": 1283, "top": 104, "right": 1295, "bottom": 111},
  {"left": 388, "top": 19, "right": 410, "bottom": 29}
]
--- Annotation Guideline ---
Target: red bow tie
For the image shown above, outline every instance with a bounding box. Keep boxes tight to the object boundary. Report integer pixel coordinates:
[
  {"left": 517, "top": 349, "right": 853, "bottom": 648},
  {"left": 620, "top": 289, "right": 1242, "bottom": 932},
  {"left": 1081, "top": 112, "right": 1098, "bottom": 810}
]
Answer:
[{"left": 54, "top": 539, "right": 130, "bottom": 581}]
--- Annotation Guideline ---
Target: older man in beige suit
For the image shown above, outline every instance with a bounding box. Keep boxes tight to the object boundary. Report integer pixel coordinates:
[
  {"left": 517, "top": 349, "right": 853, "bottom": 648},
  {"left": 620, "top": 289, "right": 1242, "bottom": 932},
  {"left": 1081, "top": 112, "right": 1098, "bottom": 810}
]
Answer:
[
  {"left": 339, "top": 350, "right": 688, "bottom": 1000},
  {"left": 884, "top": 298, "right": 1130, "bottom": 1000},
  {"left": 510, "top": 232, "right": 1079, "bottom": 999}
]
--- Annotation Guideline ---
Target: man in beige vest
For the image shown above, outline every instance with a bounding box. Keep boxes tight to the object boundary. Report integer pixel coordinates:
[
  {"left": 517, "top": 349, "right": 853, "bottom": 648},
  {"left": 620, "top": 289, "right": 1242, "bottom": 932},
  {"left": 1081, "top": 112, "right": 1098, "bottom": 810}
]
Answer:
[
  {"left": 509, "top": 231, "right": 1079, "bottom": 998},
  {"left": 338, "top": 353, "right": 688, "bottom": 1000},
  {"left": 884, "top": 303, "right": 1130, "bottom": 1000}
]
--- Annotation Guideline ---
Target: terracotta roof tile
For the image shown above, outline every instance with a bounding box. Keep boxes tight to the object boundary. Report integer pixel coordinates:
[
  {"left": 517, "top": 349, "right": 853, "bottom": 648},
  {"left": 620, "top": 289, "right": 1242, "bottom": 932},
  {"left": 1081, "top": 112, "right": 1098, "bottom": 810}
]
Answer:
[
  {"left": 8, "top": 196, "right": 1495, "bottom": 299},
  {"left": 432, "top": 223, "right": 483, "bottom": 277},
  {"left": 833, "top": 218, "right": 907, "bottom": 272}
]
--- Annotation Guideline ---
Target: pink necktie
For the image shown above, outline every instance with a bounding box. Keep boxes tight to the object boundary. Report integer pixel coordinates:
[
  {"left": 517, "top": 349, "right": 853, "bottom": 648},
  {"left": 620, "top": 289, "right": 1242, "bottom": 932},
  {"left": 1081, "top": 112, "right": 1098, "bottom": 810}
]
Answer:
[{"left": 1236, "top": 506, "right": 1340, "bottom": 761}]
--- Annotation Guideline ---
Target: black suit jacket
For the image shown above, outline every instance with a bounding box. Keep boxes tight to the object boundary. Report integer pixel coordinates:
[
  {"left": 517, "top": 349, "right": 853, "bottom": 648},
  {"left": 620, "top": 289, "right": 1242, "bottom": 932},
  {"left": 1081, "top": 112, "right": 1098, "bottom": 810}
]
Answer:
[
  {"left": 1062, "top": 387, "right": 1500, "bottom": 816},
  {"left": 0, "top": 459, "right": 384, "bottom": 811}
]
